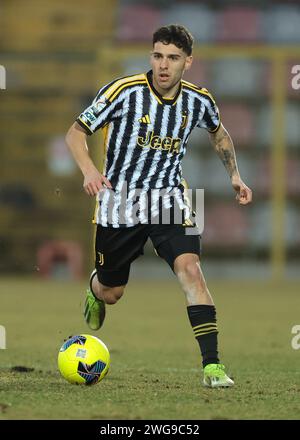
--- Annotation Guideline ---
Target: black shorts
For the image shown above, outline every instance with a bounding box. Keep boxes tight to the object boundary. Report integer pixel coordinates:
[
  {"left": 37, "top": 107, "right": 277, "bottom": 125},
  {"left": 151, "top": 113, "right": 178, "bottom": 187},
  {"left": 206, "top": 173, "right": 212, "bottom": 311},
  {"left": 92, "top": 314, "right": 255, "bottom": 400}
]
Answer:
[{"left": 94, "top": 224, "right": 201, "bottom": 287}]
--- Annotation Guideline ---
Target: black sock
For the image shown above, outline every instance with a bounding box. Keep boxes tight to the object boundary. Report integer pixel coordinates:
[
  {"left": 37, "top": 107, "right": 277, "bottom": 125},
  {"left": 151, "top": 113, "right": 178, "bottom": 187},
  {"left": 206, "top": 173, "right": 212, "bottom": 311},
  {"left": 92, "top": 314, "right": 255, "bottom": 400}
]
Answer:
[{"left": 187, "top": 304, "right": 219, "bottom": 368}]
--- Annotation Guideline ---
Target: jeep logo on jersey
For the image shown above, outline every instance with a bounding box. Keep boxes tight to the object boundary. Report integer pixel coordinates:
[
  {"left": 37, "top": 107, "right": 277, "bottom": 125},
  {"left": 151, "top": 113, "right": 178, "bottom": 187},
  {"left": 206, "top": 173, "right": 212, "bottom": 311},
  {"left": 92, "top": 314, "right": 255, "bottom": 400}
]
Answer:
[{"left": 137, "top": 131, "right": 181, "bottom": 155}]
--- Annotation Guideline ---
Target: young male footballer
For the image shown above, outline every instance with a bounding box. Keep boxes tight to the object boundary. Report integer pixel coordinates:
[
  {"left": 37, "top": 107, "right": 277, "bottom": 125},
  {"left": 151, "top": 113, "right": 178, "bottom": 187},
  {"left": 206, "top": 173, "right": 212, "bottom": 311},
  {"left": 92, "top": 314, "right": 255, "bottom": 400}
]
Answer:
[{"left": 66, "top": 24, "right": 252, "bottom": 388}]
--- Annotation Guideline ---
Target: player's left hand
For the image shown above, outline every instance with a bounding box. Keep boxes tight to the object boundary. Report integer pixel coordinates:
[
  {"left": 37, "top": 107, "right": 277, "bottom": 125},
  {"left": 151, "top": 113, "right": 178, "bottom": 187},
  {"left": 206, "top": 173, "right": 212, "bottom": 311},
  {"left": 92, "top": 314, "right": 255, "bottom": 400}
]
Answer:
[{"left": 231, "top": 176, "right": 253, "bottom": 205}]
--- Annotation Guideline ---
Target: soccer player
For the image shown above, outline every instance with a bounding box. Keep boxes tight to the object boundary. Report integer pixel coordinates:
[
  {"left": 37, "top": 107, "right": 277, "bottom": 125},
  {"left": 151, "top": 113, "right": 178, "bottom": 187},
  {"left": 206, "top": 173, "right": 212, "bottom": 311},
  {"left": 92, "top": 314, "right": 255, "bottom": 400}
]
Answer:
[{"left": 66, "top": 24, "right": 252, "bottom": 388}]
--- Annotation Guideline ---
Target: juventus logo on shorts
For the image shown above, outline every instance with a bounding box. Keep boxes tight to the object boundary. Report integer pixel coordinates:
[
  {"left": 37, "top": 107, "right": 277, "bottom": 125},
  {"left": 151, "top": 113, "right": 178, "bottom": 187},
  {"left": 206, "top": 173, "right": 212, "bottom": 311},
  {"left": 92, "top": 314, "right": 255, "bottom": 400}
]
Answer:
[{"left": 98, "top": 252, "right": 105, "bottom": 266}]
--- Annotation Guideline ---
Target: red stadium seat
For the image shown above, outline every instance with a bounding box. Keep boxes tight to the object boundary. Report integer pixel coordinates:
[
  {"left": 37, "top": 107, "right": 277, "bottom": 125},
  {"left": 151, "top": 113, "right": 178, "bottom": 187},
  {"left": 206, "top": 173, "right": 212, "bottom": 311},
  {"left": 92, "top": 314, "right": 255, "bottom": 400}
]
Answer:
[
  {"left": 203, "top": 203, "right": 249, "bottom": 247},
  {"left": 218, "top": 103, "right": 254, "bottom": 147},
  {"left": 183, "top": 59, "right": 207, "bottom": 87},
  {"left": 217, "top": 7, "right": 262, "bottom": 43},
  {"left": 255, "top": 156, "right": 300, "bottom": 197},
  {"left": 254, "top": 156, "right": 270, "bottom": 196},
  {"left": 286, "top": 158, "right": 300, "bottom": 196},
  {"left": 261, "top": 61, "right": 298, "bottom": 98},
  {"left": 117, "top": 4, "right": 162, "bottom": 42}
]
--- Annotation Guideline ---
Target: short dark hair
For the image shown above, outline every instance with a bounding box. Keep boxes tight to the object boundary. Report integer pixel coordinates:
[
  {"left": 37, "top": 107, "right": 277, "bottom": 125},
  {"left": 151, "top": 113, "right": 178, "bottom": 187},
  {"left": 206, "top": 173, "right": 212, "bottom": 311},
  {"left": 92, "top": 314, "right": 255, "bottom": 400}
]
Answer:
[{"left": 153, "top": 24, "right": 194, "bottom": 56}]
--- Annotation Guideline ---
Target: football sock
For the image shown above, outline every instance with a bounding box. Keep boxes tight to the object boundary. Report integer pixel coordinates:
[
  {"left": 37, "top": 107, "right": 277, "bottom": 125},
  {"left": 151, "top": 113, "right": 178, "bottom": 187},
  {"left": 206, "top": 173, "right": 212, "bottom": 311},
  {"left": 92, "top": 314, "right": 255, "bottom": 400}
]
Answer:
[{"left": 187, "top": 304, "right": 219, "bottom": 368}]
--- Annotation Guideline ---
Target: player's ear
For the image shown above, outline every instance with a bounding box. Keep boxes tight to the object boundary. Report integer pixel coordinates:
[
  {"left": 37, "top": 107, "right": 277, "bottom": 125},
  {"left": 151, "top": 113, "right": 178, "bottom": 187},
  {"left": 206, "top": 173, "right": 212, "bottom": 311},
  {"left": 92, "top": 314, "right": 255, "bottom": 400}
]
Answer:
[{"left": 184, "top": 55, "right": 193, "bottom": 72}]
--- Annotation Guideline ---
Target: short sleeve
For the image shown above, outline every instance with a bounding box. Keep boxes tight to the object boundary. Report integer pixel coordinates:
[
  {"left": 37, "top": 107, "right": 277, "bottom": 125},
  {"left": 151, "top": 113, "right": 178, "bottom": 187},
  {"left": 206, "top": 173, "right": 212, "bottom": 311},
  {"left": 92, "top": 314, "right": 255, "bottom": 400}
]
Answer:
[
  {"left": 197, "top": 89, "right": 221, "bottom": 133},
  {"left": 76, "top": 86, "right": 114, "bottom": 135}
]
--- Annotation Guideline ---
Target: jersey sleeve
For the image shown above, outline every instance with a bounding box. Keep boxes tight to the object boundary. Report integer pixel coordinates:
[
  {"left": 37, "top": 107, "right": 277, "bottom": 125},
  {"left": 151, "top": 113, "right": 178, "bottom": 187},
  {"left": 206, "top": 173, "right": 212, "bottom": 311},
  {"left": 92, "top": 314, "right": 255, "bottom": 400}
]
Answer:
[
  {"left": 76, "top": 86, "right": 116, "bottom": 135},
  {"left": 197, "top": 89, "right": 221, "bottom": 133}
]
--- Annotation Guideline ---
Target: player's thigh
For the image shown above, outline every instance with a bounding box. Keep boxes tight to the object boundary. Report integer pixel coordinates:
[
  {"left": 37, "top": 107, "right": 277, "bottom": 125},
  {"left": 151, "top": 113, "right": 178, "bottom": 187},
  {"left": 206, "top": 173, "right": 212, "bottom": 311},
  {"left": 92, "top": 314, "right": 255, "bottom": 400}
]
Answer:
[
  {"left": 94, "top": 224, "right": 148, "bottom": 287},
  {"left": 150, "top": 225, "right": 201, "bottom": 272}
]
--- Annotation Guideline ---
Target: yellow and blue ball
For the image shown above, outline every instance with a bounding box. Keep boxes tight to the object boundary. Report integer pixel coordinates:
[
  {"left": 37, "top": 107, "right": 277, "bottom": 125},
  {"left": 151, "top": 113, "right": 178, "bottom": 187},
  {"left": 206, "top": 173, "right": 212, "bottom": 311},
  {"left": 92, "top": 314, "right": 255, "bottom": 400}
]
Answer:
[{"left": 58, "top": 334, "right": 110, "bottom": 385}]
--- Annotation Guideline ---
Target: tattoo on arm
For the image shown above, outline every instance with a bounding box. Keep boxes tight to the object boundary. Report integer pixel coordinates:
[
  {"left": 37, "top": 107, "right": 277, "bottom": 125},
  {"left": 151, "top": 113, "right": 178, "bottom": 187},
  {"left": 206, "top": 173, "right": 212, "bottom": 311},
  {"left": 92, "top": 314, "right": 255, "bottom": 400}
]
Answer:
[
  {"left": 210, "top": 126, "right": 239, "bottom": 179},
  {"left": 219, "top": 148, "right": 236, "bottom": 178}
]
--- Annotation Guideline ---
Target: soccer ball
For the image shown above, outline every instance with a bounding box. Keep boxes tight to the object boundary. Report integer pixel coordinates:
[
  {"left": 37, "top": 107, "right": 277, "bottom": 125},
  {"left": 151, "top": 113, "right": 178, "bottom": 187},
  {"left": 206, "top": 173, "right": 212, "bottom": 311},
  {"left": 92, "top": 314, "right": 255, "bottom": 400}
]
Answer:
[{"left": 58, "top": 334, "right": 110, "bottom": 385}]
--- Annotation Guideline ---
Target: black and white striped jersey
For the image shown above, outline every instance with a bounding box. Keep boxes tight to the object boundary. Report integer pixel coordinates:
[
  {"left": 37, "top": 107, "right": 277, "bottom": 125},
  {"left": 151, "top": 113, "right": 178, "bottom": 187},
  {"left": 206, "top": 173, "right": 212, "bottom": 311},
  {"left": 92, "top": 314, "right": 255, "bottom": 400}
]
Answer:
[{"left": 76, "top": 70, "right": 220, "bottom": 227}]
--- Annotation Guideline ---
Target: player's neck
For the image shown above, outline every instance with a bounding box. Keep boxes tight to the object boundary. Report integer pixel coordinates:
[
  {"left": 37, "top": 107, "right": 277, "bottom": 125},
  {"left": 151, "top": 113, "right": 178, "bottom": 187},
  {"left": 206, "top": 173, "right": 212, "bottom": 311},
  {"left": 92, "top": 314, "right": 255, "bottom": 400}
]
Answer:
[{"left": 152, "top": 77, "right": 181, "bottom": 99}]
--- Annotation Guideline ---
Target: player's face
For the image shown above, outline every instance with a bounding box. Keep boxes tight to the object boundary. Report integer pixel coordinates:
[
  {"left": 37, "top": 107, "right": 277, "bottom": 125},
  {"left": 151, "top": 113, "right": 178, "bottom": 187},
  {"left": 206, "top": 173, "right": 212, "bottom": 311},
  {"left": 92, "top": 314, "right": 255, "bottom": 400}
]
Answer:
[{"left": 150, "top": 42, "right": 193, "bottom": 96}]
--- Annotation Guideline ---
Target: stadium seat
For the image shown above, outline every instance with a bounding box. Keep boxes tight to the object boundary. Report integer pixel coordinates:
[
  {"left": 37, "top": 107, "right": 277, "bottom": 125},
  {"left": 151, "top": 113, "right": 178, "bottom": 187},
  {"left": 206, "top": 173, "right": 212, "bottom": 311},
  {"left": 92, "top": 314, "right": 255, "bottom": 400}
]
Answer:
[
  {"left": 181, "top": 150, "right": 207, "bottom": 189},
  {"left": 211, "top": 59, "right": 266, "bottom": 97},
  {"left": 183, "top": 59, "right": 207, "bottom": 87},
  {"left": 218, "top": 103, "right": 254, "bottom": 147},
  {"left": 248, "top": 203, "right": 271, "bottom": 248},
  {"left": 286, "top": 158, "right": 300, "bottom": 196},
  {"left": 255, "top": 156, "right": 300, "bottom": 197},
  {"left": 256, "top": 103, "right": 300, "bottom": 149},
  {"left": 162, "top": 4, "right": 216, "bottom": 42},
  {"left": 250, "top": 202, "right": 300, "bottom": 248},
  {"left": 203, "top": 203, "right": 249, "bottom": 247},
  {"left": 253, "top": 155, "right": 270, "bottom": 196},
  {"left": 117, "top": 4, "right": 162, "bottom": 41},
  {"left": 285, "top": 205, "right": 300, "bottom": 246},
  {"left": 0, "top": 183, "right": 36, "bottom": 210},
  {"left": 216, "top": 7, "right": 262, "bottom": 43},
  {"left": 122, "top": 56, "right": 151, "bottom": 76},
  {"left": 262, "top": 59, "right": 300, "bottom": 99},
  {"left": 199, "top": 154, "right": 254, "bottom": 197},
  {"left": 263, "top": 6, "right": 300, "bottom": 43}
]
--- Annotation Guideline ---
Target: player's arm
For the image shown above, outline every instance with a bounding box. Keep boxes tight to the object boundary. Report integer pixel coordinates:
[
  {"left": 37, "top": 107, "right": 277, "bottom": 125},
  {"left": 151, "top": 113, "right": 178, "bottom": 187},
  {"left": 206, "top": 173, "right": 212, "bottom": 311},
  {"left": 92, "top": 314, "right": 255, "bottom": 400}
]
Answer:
[
  {"left": 208, "top": 123, "right": 252, "bottom": 205},
  {"left": 65, "top": 122, "right": 112, "bottom": 196}
]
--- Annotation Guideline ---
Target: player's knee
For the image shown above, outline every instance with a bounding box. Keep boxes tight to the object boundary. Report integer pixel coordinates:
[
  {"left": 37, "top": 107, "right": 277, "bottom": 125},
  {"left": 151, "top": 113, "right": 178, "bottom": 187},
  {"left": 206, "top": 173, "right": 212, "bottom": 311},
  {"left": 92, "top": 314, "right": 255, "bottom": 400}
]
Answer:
[
  {"left": 101, "top": 285, "right": 125, "bottom": 305},
  {"left": 176, "top": 259, "right": 201, "bottom": 282}
]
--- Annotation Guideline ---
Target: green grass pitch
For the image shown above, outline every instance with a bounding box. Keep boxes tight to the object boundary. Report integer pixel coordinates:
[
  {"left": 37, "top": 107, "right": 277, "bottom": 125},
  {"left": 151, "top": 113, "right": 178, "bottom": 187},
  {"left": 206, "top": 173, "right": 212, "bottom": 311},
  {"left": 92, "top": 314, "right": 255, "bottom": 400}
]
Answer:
[{"left": 0, "top": 277, "right": 299, "bottom": 420}]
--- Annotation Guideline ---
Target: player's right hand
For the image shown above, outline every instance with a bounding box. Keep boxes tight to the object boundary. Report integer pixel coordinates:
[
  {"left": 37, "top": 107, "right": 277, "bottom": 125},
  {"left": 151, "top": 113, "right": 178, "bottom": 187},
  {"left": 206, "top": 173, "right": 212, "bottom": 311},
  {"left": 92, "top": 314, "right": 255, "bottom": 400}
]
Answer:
[{"left": 83, "top": 169, "right": 112, "bottom": 196}]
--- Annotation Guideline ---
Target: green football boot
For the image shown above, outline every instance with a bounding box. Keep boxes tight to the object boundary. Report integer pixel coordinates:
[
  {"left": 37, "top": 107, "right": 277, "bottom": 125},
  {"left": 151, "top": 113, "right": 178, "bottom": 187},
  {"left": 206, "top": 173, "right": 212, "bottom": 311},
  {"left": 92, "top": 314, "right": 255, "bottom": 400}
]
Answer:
[
  {"left": 84, "top": 288, "right": 106, "bottom": 331},
  {"left": 203, "top": 363, "right": 234, "bottom": 388}
]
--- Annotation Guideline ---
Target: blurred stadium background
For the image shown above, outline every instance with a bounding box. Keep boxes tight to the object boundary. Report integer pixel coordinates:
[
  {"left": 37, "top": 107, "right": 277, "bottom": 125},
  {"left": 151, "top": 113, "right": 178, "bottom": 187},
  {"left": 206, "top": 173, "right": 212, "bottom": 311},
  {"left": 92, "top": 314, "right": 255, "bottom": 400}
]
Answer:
[{"left": 1, "top": 0, "right": 300, "bottom": 283}]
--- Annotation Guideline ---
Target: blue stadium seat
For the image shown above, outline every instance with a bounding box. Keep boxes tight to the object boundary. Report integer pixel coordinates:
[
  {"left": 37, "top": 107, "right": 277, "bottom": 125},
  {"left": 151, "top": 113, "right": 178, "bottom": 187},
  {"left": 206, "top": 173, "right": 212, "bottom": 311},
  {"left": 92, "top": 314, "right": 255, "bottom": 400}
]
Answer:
[
  {"left": 250, "top": 202, "right": 300, "bottom": 248},
  {"left": 256, "top": 103, "right": 300, "bottom": 149},
  {"left": 122, "top": 56, "right": 150, "bottom": 76},
  {"left": 285, "top": 205, "right": 300, "bottom": 246},
  {"left": 211, "top": 58, "right": 266, "bottom": 97},
  {"left": 263, "top": 5, "right": 300, "bottom": 43},
  {"left": 161, "top": 4, "right": 216, "bottom": 43},
  {"left": 248, "top": 203, "right": 271, "bottom": 248}
]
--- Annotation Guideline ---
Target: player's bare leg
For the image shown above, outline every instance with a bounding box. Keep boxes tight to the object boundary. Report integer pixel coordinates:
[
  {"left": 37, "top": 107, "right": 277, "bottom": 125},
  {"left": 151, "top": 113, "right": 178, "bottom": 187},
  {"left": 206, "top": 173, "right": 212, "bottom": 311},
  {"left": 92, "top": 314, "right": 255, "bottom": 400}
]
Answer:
[
  {"left": 174, "top": 253, "right": 234, "bottom": 388},
  {"left": 174, "top": 253, "right": 213, "bottom": 306},
  {"left": 84, "top": 269, "right": 125, "bottom": 330},
  {"left": 91, "top": 275, "right": 125, "bottom": 305}
]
